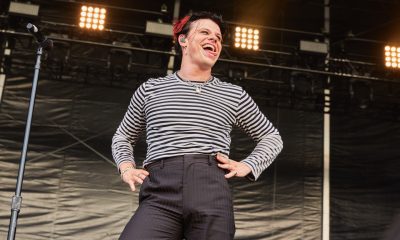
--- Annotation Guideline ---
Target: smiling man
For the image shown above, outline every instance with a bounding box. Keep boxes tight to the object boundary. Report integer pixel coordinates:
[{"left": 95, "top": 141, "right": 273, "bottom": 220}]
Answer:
[{"left": 112, "top": 12, "right": 283, "bottom": 240}]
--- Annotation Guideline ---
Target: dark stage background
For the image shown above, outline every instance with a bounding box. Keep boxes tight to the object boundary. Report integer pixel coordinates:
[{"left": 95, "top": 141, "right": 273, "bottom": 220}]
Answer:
[
  {"left": 1, "top": 64, "right": 400, "bottom": 239},
  {"left": 331, "top": 114, "right": 400, "bottom": 240},
  {"left": 0, "top": 72, "right": 323, "bottom": 239}
]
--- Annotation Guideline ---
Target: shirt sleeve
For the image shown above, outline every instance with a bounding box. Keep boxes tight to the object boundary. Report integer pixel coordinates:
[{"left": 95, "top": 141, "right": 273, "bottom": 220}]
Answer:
[
  {"left": 235, "top": 89, "right": 283, "bottom": 181},
  {"left": 111, "top": 82, "right": 147, "bottom": 171}
]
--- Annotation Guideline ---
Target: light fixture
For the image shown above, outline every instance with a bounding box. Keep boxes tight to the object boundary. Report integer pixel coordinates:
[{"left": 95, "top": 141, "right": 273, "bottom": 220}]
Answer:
[
  {"left": 79, "top": 5, "right": 106, "bottom": 30},
  {"left": 145, "top": 21, "right": 173, "bottom": 36},
  {"left": 300, "top": 40, "right": 328, "bottom": 54},
  {"left": 8, "top": 1, "right": 39, "bottom": 17},
  {"left": 384, "top": 45, "right": 400, "bottom": 69},
  {"left": 160, "top": 4, "right": 168, "bottom": 13},
  {"left": 234, "top": 26, "right": 259, "bottom": 50}
]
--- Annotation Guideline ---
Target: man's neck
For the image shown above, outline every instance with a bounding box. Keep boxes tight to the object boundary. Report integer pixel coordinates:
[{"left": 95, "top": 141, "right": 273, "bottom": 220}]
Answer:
[{"left": 179, "top": 62, "right": 212, "bottom": 82}]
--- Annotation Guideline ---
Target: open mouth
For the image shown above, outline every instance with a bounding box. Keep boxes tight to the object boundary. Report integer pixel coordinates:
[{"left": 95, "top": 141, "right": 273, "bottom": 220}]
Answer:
[{"left": 202, "top": 44, "right": 217, "bottom": 56}]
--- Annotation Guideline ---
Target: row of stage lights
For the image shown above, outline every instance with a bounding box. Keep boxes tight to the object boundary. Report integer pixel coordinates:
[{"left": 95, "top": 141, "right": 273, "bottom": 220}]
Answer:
[
  {"left": 77, "top": 5, "right": 261, "bottom": 51},
  {"left": 78, "top": 5, "right": 400, "bottom": 69}
]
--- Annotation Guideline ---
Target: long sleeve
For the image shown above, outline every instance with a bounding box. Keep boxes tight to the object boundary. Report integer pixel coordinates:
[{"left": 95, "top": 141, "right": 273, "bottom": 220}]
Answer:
[
  {"left": 111, "top": 83, "right": 147, "bottom": 170},
  {"left": 235, "top": 89, "right": 283, "bottom": 181}
]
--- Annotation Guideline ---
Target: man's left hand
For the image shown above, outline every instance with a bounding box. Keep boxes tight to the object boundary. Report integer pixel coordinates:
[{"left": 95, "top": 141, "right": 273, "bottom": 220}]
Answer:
[{"left": 216, "top": 153, "right": 252, "bottom": 178}]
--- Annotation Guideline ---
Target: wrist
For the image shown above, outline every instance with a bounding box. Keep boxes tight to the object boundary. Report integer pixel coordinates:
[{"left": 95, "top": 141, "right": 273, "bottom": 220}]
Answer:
[
  {"left": 239, "top": 162, "right": 252, "bottom": 175},
  {"left": 119, "top": 162, "right": 135, "bottom": 172},
  {"left": 120, "top": 166, "right": 135, "bottom": 180}
]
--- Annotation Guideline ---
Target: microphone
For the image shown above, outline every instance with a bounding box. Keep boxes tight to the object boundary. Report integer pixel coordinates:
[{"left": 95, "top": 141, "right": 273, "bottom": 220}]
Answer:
[
  {"left": 26, "top": 23, "right": 53, "bottom": 50},
  {"left": 26, "top": 23, "right": 45, "bottom": 43}
]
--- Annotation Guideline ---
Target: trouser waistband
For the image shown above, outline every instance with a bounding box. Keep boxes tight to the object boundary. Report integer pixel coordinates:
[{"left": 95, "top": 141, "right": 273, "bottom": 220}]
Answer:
[{"left": 144, "top": 154, "right": 217, "bottom": 171}]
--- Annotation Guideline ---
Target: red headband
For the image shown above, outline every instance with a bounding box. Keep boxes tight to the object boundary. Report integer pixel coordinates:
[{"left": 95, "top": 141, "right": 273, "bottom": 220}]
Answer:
[{"left": 173, "top": 15, "right": 190, "bottom": 41}]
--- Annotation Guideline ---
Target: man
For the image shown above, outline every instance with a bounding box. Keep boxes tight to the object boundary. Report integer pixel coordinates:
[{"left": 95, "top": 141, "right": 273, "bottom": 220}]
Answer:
[{"left": 112, "top": 11, "right": 283, "bottom": 239}]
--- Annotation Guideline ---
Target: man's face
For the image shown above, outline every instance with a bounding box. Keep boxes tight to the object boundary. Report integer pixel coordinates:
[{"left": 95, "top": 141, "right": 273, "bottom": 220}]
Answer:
[{"left": 180, "top": 19, "right": 222, "bottom": 70}]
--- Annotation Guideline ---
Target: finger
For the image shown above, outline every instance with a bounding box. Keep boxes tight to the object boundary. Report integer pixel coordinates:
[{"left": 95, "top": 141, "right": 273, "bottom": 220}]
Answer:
[
  {"left": 218, "top": 163, "right": 232, "bottom": 170},
  {"left": 138, "top": 172, "right": 149, "bottom": 180},
  {"left": 217, "top": 152, "right": 229, "bottom": 159},
  {"left": 138, "top": 170, "right": 149, "bottom": 180},
  {"left": 225, "top": 170, "right": 237, "bottom": 179},
  {"left": 140, "top": 170, "right": 150, "bottom": 176},
  {"left": 127, "top": 180, "right": 136, "bottom": 191},
  {"left": 133, "top": 175, "right": 144, "bottom": 184},
  {"left": 137, "top": 173, "right": 147, "bottom": 181},
  {"left": 216, "top": 153, "right": 229, "bottom": 164}
]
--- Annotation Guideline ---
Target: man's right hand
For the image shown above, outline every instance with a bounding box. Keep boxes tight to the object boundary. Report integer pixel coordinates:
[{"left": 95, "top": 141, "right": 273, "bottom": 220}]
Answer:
[{"left": 119, "top": 162, "right": 149, "bottom": 192}]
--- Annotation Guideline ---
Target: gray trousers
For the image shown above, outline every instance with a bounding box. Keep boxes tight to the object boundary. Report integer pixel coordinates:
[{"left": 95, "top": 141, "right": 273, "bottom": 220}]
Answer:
[{"left": 119, "top": 154, "right": 235, "bottom": 240}]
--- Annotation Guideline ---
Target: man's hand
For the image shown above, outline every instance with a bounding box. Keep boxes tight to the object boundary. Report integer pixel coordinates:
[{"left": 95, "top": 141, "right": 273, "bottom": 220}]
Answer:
[
  {"left": 216, "top": 153, "right": 252, "bottom": 178},
  {"left": 119, "top": 162, "right": 149, "bottom": 192}
]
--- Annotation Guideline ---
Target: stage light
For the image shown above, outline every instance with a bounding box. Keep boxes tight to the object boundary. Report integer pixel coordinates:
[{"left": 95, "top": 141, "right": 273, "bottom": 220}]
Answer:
[
  {"left": 234, "top": 26, "right": 259, "bottom": 50},
  {"left": 79, "top": 5, "right": 106, "bottom": 30},
  {"left": 384, "top": 45, "right": 400, "bottom": 69}
]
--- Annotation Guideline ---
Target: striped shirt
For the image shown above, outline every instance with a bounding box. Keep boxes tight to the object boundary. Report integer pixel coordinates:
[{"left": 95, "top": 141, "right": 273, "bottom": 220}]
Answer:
[{"left": 112, "top": 73, "right": 283, "bottom": 180}]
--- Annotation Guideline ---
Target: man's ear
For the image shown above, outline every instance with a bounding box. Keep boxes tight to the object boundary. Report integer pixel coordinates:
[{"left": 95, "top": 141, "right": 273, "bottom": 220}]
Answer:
[{"left": 178, "top": 34, "right": 187, "bottom": 46}]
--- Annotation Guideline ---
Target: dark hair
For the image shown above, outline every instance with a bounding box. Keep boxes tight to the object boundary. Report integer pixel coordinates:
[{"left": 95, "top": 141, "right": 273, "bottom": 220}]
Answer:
[{"left": 173, "top": 11, "right": 226, "bottom": 54}]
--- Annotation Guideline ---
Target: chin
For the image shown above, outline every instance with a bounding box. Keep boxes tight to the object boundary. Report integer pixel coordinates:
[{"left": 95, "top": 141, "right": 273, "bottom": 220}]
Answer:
[
  {"left": 199, "top": 51, "right": 219, "bottom": 66},
  {"left": 203, "top": 57, "right": 218, "bottom": 68},
  {"left": 200, "top": 61, "right": 216, "bottom": 70}
]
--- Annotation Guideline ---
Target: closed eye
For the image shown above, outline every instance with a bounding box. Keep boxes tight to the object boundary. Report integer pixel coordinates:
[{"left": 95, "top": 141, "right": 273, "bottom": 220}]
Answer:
[{"left": 198, "top": 28, "right": 222, "bottom": 42}]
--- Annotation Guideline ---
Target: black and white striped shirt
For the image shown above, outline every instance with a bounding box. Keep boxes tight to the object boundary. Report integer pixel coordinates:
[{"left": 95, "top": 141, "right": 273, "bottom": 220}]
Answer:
[{"left": 112, "top": 73, "right": 283, "bottom": 180}]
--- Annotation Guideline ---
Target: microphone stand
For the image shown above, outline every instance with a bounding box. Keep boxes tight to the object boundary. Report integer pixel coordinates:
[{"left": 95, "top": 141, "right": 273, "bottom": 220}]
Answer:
[{"left": 7, "top": 27, "right": 53, "bottom": 240}]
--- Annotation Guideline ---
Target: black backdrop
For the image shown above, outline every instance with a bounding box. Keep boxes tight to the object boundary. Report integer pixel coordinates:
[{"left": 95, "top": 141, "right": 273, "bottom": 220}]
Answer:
[
  {"left": 331, "top": 113, "right": 400, "bottom": 240},
  {"left": 0, "top": 72, "right": 324, "bottom": 239},
  {"left": 0, "top": 68, "right": 399, "bottom": 239}
]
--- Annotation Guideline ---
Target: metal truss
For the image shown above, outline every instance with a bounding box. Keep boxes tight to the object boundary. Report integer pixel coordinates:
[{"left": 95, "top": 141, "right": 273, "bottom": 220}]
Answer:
[{"left": 1, "top": 16, "right": 399, "bottom": 119}]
